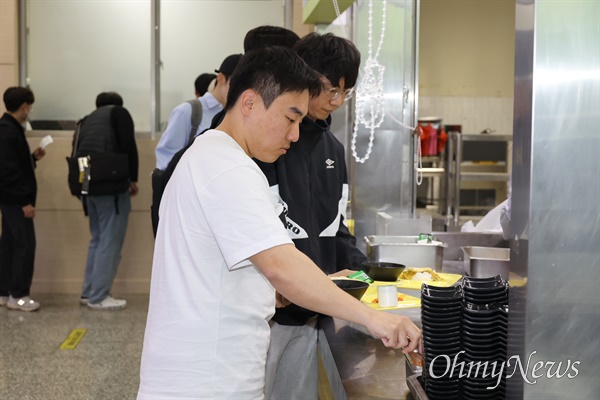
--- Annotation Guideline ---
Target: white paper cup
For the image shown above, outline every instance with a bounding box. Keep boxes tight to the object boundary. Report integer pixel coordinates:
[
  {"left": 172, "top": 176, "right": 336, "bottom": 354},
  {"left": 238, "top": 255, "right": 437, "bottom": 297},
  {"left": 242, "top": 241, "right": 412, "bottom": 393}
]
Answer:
[{"left": 377, "top": 285, "right": 398, "bottom": 308}]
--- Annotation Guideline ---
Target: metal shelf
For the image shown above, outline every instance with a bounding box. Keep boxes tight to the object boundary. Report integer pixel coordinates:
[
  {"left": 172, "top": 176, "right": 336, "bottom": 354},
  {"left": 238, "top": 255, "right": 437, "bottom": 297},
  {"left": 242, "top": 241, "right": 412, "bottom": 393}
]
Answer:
[{"left": 445, "top": 132, "right": 512, "bottom": 227}]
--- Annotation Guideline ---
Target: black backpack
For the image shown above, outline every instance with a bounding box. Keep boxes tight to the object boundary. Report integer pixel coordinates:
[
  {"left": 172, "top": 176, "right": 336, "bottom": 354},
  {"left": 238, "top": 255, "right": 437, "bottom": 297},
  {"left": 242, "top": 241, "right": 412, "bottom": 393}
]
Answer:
[{"left": 151, "top": 101, "right": 213, "bottom": 237}]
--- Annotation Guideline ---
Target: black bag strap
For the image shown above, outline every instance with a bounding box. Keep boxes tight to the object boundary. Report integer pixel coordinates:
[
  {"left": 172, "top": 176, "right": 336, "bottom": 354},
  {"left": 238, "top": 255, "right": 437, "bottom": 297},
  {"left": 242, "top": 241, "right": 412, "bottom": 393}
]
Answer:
[
  {"left": 70, "top": 118, "right": 85, "bottom": 158},
  {"left": 187, "top": 99, "right": 203, "bottom": 145}
]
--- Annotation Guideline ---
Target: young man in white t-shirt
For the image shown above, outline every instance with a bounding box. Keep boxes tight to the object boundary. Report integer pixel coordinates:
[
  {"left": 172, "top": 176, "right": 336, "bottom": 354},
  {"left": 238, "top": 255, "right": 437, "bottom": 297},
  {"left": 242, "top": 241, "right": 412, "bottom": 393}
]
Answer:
[{"left": 137, "top": 46, "right": 422, "bottom": 400}]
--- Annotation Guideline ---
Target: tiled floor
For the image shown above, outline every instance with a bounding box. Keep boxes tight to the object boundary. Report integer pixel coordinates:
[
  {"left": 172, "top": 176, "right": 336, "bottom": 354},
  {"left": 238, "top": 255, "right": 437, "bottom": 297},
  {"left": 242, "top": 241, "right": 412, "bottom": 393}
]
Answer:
[{"left": 0, "top": 294, "right": 149, "bottom": 400}]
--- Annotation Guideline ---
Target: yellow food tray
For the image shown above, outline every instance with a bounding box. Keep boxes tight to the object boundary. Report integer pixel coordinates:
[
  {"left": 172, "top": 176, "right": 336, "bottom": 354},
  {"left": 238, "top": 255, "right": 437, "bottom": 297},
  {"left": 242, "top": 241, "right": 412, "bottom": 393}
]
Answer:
[
  {"left": 370, "top": 271, "right": 463, "bottom": 291},
  {"left": 361, "top": 286, "right": 421, "bottom": 310}
]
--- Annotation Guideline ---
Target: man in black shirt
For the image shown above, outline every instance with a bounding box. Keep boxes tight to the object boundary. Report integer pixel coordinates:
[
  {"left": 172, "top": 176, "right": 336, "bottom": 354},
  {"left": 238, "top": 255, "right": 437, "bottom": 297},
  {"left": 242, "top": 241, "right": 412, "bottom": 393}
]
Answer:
[
  {"left": 262, "top": 33, "right": 366, "bottom": 400},
  {"left": 0, "top": 86, "right": 45, "bottom": 312}
]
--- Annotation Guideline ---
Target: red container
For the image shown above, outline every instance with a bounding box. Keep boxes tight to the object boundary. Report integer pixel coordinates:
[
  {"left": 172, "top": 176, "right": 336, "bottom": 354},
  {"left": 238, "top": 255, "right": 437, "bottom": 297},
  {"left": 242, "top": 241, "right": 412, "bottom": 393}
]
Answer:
[{"left": 418, "top": 117, "right": 445, "bottom": 156}]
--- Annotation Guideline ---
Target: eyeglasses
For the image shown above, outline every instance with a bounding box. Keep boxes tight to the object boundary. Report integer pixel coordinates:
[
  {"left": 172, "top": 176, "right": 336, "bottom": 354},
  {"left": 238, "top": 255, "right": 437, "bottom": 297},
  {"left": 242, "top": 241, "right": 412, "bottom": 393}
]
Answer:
[{"left": 325, "top": 87, "right": 354, "bottom": 102}]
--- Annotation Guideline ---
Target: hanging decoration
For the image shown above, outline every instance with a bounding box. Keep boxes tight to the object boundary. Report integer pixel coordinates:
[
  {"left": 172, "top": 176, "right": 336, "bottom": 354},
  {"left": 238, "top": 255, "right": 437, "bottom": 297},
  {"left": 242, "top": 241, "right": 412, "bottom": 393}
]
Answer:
[{"left": 350, "top": 0, "right": 387, "bottom": 163}]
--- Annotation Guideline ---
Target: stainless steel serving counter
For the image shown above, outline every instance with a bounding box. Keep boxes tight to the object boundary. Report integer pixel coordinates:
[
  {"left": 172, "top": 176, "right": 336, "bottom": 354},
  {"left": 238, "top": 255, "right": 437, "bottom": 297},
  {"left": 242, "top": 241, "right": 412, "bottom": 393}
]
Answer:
[
  {"left": 318, "top": 254, "right": 478, "bottom": 399},
  {"left": 318, "top": 233, "right": 508, "bottom": 399},
  {"left": 318, "top": 307, "right": 422, "bottom": 400}
]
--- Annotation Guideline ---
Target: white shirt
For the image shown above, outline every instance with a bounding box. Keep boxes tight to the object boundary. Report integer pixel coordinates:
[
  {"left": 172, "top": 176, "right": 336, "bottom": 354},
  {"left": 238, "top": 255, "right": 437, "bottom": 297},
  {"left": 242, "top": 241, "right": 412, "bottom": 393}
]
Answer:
[
  {"left": 138, "top": 130, "right": 292, "bottom": 399},
  {"left": 155, "top": 92, "right": 223, "bottom": 170}
]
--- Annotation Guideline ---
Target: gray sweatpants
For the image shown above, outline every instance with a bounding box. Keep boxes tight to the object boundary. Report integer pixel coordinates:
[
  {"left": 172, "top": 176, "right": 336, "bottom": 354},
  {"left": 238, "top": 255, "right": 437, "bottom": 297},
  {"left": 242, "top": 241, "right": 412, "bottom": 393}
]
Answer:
[{"left": 264, "top": 317, "right": 319, "bottom": 400}]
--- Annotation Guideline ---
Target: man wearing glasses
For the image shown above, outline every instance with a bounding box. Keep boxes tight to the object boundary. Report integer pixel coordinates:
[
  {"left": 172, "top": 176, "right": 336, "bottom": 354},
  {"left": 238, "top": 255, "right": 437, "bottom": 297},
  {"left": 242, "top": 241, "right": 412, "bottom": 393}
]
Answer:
[{"left": 259, "top": 33, "right": 367, "bottom": 399}]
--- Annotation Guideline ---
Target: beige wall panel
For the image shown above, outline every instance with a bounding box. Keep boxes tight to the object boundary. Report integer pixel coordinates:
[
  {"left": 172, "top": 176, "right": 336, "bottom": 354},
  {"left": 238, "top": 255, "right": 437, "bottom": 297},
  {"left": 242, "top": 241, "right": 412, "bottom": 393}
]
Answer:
[
  {"left": 0, "top": 0, "right": 17, "bottom": 65},
  {"left": 30, "top": 210, "right": 153, "bottom": 294},
  {"left": 419, "top": 0, "right": 515, "bottom": 97},
  {"left": 0, "top": 0, "right": 17, "bottom": 111},
  {"left": 0, "top": 64, "right": 18, "bottom": 110}
]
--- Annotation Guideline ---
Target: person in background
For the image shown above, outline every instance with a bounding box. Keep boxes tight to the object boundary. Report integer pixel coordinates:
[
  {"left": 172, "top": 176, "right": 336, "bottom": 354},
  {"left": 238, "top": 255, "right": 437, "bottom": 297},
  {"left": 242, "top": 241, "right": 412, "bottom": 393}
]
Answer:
[
  {"left": 78, "top": 92, "right": 138, "bottom": 310},
  {"left": 151, "top": 54, "right": 242, "bottom": 236},
  {"left": 137, "top": 46, "right": 421, "bottom": 400},
  {"left": 243, "top": 25, "right": 300, "bottom": 52},
  {"left": 261, "top": 33, "right": 366, "bottom": 400},
  {"left": 194, "top": 72, "right": 217, "bottom": 97},
  {"left": 206, "top": 26, "right": 301, "bottom": 136},
  {"left": 0, "top": 86, "right": 45, "bottom": 312}
]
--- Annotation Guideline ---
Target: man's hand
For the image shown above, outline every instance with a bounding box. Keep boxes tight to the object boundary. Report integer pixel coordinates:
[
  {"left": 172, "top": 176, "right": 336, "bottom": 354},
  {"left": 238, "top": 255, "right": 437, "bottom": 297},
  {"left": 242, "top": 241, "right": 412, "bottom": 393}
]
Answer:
[
  {"left": 32, "top": 147, "right": 46, "bottom": 161},
  {"left": 22, "top": 204, "right": 35, "bottom": 218},
  {"left": 129, "top": 182, "right": 139, "bottom": 196},
  {"left": 366, "top": 312, "right": 423, "bottom": 354},
  {"left": 275, "top": 291, "right": 290, "bottom": 308}
]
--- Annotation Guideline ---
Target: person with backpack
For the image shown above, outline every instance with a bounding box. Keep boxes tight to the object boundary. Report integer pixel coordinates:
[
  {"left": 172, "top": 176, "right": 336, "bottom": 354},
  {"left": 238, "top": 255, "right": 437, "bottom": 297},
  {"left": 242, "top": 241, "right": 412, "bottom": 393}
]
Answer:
[
  {"left": 75, "top": 92, "right": 138, "bottom": 310},
  {"left": 151, "top": 54, "right": 242, "bottom": 236},
  {"left": 0, "top": 86, "right": 45, "bottom": 312}
]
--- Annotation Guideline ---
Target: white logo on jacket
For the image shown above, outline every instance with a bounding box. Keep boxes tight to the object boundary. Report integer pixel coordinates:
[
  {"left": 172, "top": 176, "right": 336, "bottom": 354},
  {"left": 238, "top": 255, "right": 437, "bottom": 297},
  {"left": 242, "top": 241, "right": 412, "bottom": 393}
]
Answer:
[
  {"left": 268, "top": 184, "right": 350, "bottom": 239},
  {"left": 326, "top": 159, "right": 335, "bottom": 169}
]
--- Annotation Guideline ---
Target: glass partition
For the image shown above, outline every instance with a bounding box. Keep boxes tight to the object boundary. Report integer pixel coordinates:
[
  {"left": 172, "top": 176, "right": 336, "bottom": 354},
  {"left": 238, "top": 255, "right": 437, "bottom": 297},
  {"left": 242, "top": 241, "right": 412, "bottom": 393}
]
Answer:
[
  {"left": 27, "top": 0, "right": 151, "bottom": 130},
  {"left": 25, "top": 0, "right": 284, "bottom": 133},
  {"left": 160, "top": 1, "right": 284, "bottom": 128}
]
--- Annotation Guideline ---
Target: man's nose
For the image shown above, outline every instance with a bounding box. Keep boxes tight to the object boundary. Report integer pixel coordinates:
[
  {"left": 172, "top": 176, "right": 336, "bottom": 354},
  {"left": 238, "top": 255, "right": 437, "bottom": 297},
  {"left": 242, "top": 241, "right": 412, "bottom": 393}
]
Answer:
[{"left": 288, "top": 124, "right": 300, "bottom": 142}]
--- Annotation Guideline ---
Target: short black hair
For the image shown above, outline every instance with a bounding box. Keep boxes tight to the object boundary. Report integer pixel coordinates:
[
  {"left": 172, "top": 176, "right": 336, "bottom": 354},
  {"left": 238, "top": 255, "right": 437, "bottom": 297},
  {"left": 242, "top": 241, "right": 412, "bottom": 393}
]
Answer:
[
  {"left": 225, "top": 46, "right": 322, "bottom": 112},
  {"left": 244, "top": 25, "right": 300, "bottom": 52},
  {"left": 195, "top": 73, "right": 217, "bottom": 96},
  {"left": 96, "top": 92, "right": 123, "bottom": 108},
  {"left": 294, "top": 33, "right": 361, "bottom": 89},
  {"left": 3, "top": 86, "right": 34, "bottom": 112}
]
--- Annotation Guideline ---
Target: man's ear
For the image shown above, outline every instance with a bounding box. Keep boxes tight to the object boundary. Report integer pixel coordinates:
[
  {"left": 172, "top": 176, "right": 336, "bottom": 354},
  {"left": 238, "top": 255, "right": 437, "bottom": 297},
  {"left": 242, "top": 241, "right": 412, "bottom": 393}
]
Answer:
[
  {"left": 19, "top": 102, "right": 30, "bottom": 116},
  {"left": 216, "top": 73, "right": 228, "bottom": 87},
  {"left": 240, "top": 90, "right": 256, "bottom": 117}
]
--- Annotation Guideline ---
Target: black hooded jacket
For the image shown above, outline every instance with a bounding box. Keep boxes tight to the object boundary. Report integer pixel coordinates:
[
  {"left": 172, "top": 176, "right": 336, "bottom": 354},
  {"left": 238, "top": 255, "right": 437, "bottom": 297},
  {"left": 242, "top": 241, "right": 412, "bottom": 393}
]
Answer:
[
  {"left": 257, "top": 116, "right": 367, "bottom": 326},
  {"left": 0, "top": 113, "right": 38, "bottom": 207}
]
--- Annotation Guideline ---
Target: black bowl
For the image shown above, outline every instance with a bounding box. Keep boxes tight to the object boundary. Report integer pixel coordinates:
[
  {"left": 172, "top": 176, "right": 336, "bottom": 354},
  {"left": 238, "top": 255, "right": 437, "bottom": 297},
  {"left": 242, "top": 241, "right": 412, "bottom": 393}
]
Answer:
[
  {"left": 332, "top": 279, "right": 369, "bottom": 300},
  {"left": 362, "top": 261, "right": 406, "bottom": 282}
]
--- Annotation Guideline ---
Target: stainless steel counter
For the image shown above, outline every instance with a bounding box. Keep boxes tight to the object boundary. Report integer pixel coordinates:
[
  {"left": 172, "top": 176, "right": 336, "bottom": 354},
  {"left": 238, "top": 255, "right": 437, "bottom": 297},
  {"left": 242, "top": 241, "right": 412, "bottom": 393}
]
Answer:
[
  {"left": 318, "top": 308, "right": 422, "bottom": 400},
  {"left": 318, "top": 255, "right": 476, "bottom": 399},
  {"left": 318, "top": 234, "right": 512, "bottom": 399}
]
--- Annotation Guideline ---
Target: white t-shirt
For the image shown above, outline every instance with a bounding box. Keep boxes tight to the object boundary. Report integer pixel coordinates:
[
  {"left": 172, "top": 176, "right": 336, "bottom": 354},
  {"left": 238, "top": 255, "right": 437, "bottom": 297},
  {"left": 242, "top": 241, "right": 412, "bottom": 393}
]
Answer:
[{"left": 138, "top": 130, "right": 293, "bottom": 399}]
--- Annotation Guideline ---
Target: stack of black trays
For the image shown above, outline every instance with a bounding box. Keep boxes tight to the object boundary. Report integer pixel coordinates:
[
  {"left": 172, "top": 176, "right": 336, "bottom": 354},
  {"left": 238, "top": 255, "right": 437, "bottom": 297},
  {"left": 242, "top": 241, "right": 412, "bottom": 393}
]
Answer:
[
  {"left": 420, "top": 276, "right": 510, "bottom": 400},
  {"left": 461, "top": 276, "right": 509, "bottom": 400},
  {"left": 421, "top": 284, "right": 463, "bottom": 400}
]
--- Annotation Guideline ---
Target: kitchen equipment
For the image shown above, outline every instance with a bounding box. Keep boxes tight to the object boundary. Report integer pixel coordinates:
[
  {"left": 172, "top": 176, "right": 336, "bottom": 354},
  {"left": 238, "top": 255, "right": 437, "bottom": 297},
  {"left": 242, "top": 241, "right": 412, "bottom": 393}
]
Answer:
[
  {"left": 332, "top": 279, "right": 369, "bottom": 300},
  {"left": 376, "top": 211, "right": 432, "bottom": 236},
  {"left": 462, "top": 246, "right": 510, "bottom": 280},
  {"left": 362, "top": 261, "right": 406, "bottom": 281},
  {"left": 365, "top": 235, "right": 446, "bottom": 271}
]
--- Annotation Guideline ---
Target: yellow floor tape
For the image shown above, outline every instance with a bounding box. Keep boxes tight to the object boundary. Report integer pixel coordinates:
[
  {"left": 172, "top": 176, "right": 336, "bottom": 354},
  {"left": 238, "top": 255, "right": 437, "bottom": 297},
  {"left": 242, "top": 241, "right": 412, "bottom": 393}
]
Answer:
[{"left": 60, "top": 328, "right": 87, "bottom": 350}]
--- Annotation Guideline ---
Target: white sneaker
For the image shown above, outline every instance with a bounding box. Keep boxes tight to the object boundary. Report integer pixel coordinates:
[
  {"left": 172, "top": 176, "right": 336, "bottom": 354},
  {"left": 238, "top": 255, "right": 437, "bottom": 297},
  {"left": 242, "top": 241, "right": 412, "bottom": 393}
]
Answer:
[
  {"left": 87, "top": 296, "right": 126, "bottom": 310},
  {"left": 79, "top": 297, "right": 89, "bottom": 305},
  {"left": 0, "top": 296, "right": 8, "bottom": 306},
  {"left": 7, "top": 296, "right": 41, "bottom": 312}
]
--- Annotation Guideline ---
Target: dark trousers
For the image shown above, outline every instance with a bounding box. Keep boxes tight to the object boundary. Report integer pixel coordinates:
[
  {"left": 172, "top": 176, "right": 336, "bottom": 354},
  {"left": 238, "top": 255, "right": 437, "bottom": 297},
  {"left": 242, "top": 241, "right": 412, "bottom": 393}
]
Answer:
[
  {"left": 150, "top": 168, "right": 164, "bottom": 238},
  {"left": 0, "top": 204, "right": 36, "bottom": 298}
]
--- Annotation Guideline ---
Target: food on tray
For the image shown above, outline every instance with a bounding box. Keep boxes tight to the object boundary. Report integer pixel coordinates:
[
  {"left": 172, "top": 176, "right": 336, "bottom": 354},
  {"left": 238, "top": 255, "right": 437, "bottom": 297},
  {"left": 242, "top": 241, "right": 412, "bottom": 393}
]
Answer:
[
  {"left": 371, "top": 295, "right": 404, "bottom": 304},
  {"left": 399, "top": 267, "right": 442, "bottom": 281},
  {"left": 406, "top": 351, "right": 423, "bottom": 367}
]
